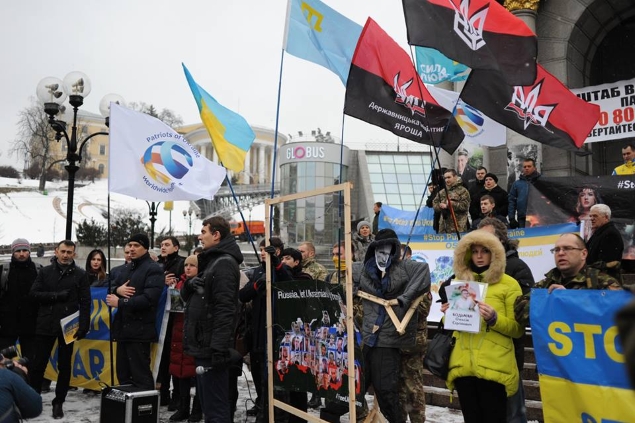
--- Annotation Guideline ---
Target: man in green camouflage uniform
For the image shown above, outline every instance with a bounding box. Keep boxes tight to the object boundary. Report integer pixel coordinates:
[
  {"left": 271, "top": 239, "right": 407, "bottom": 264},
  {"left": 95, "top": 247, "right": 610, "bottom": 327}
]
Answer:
[
  {"left": 398, "top": 245, "right": 431, "bottom": 423},
  {"left": 515, "top": 233, "right": 623, "bottom": 325},
  {"left": 299, "top": 242, "right": 328, "bottom": 281},
  {"left": 432, "top": 169, "right": 471, "bottom": 233}
]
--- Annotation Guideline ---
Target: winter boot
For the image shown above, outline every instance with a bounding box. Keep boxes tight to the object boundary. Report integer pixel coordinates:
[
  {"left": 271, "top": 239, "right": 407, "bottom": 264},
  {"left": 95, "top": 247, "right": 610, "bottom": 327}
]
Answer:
[
  {"left": 188, "top": 395, "right": 202, "bottom": 422},
  {"left": 169, "top": 395, "right": 191, "bottom": 421}
]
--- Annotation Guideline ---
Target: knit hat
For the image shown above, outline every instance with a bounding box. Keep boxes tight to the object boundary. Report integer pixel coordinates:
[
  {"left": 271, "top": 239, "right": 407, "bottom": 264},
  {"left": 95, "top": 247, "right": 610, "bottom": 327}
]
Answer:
[
  {"left": 128, "top": 233, "right": 150, "bottom": 250},
  {"left": 484, "top": 173, "right": 499, "bottom": 183},
  {"left": 11, "top": 238, "right": 30, "bottom": 253},
  {"left": 185, "top": 254, "right": 198, "bottom": 267},
  {"left": 357, "top": 221, "right": 371, "bottom": 233},
  {"left": 374, "top": 229, "right": 398, "bottom": 241}
]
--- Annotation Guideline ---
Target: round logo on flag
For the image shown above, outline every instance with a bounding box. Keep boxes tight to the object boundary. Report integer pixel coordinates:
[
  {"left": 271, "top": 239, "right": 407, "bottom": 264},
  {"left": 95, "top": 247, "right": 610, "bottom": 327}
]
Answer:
[
  {"left": 454, "top": 101, "right": 485, "bottom": 137},
  {"left": 141, "top": 141, "right": 194, "bottom": 184}
]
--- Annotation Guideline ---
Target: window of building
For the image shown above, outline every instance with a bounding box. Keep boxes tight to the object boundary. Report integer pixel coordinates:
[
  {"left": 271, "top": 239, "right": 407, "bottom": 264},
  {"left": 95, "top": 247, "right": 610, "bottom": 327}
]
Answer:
[
  {"left": 98, "top": 164, "right": 105, "bottom": 175},
  {"left": 366, "top": 152, "right": 433, "bottom": 211},
  {"left": 99, "top": 145, "right": 106, "bottom": 155}
]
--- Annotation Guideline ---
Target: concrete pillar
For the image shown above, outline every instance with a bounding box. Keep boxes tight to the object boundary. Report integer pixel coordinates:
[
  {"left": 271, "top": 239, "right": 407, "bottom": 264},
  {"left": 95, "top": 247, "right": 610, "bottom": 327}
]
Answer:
[
  {"left": 243, "top": 145, "right": 251, "bottom": 184},
  {"left": 258, "top": 146, "right": 266, "bottom": 184}
]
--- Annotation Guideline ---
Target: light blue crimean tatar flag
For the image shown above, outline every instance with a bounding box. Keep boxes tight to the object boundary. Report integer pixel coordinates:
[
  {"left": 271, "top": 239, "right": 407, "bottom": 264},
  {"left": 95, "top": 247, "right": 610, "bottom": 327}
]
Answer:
[
  {"left": 283, "top": 0, "right": 362, "bottom": 85},
  {"left": 108, "top": 103, "right": 226, "bottom": 201},
  {"left": 415, "top": 46, "right": 469, "bottom": 84}
]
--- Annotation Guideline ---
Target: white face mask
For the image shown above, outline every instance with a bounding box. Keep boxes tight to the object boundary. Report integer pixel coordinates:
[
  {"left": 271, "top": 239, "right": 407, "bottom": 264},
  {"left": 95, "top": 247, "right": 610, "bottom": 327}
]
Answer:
[{"left": 374, "top": 244, "right": 392, "bottom": 272}]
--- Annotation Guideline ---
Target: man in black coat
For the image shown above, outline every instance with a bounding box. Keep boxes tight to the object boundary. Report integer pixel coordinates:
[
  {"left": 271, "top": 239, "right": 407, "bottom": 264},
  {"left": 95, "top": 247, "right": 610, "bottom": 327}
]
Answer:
[
  {"left": 0, "top": 238, "right": 40, "bottom": 364},
  {"left": 586, "top": 204, "right": 624, "bottom": 264},
  {"left": 181, "top": 216, "right": 244, "bottom": 422},
  {"left": 106, "top": 233, "right": 164, "bottom": 391},
  {"left": 29, "top": 240, "right": 91, "bottom": 419}
]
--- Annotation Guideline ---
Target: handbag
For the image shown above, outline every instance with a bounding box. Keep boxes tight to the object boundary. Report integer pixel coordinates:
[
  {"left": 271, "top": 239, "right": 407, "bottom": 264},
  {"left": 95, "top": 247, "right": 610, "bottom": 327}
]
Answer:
[{"left": 423, "top": 321, "right": 455, "bottom": 380}]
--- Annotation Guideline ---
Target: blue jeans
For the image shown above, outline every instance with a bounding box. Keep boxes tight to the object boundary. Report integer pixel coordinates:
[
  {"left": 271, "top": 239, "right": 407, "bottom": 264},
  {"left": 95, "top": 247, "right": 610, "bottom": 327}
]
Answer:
[{"left": 195, "top": 357, "right": 229, "bottom": 423}]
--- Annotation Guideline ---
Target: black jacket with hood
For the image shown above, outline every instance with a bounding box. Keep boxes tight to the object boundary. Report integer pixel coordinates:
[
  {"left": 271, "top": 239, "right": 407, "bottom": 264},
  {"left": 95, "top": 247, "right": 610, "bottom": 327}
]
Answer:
[
  {"left": 182, "top": 235, "right": 244, "bottom": 358},
  {"left": 356, "top": 229, "right": 430, "bottom": 348}
]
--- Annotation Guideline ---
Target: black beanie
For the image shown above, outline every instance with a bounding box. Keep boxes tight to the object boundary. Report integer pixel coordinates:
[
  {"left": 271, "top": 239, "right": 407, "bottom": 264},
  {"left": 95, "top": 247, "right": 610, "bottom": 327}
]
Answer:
[
  {"left": 374, "top": 229, "right": 398, "bottom": 241},
  {"left": 128, "top": 233, "right": 150, "bottom": 250},
  {"left": 484, "top": 173, "right": 499, "bottom": 183},
  {"left": 281, "top": 248, "right": 302, "bottom": 263}
]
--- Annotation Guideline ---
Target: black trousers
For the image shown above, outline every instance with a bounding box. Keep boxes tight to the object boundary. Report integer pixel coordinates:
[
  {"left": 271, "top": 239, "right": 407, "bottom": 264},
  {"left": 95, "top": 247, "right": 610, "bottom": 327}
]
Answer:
[
  {"left": 363, "top": 346, "right": 402, "bottom": 423},
  {"left": 454, "top": 376, "right": 507, "bottom": 423},
  {"left": 29, "top": 334, "right": 73, "bottom": 404},
  {"left": 195, "top": 357, "right": 229, "bottom": 423},
  {"left": 116, "top": 341, "right": 154, "bottom": 390}
]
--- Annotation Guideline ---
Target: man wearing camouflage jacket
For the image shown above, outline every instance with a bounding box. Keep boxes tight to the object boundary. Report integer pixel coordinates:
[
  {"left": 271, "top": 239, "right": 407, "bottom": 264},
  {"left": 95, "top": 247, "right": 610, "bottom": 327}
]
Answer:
[
  {"left": 515, "top": 233, "right": 622, "bottom": 325},
  {"left": 432, "top": 169, "right": 470, "bottom": 233}
]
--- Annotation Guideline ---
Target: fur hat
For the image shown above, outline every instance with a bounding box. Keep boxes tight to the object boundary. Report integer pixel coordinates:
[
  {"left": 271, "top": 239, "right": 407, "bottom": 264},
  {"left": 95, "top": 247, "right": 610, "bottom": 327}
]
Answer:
[
  {"left": 484, "top": 173, "right": 499, "bottom": 183},
  {"left": 453, "top": 230, "right": 505, "bottom": 284},
  {"left": 357, "top": 221, "right": 371, "bottom": 233},
  {"left": 185, "top": 254, "right": 198, "bottom": 267},
  {"left": 281, "top": 248, "right": 302, "bottom": 263},
  {"left": 128, "top": 233, "right": 150, "bottom": 250},
  {"left": 11, "top": 238, "right": 30, "bottom": 253}
]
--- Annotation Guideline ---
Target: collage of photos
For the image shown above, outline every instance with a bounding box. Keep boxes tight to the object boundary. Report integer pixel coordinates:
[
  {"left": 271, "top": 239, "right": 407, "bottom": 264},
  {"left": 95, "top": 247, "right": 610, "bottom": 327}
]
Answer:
[{"left": 273, "top": 311, "right": 362, "bottom": 400}]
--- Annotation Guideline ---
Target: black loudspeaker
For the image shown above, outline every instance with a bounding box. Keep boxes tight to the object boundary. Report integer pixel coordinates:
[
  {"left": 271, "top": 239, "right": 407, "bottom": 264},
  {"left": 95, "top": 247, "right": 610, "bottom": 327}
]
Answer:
[{"left": 100, "top": 385, "right": 160, "bottom": 423}]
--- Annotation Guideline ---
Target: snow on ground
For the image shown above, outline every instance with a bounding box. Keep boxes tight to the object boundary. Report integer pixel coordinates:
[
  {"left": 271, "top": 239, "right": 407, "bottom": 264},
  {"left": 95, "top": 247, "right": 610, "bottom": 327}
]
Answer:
[
  {"left": 29, "top": 366, "right": 465, "bottom": 423},
  {"left": 0, "top": 177, "right": 266, "bottom": 245}
]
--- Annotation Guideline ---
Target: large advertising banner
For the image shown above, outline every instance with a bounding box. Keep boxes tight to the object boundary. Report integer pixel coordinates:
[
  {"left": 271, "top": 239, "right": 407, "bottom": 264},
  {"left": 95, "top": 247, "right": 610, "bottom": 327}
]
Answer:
[
  {"left": 273, "top": 280, "right": 364, "bottom": 407},
  {"left": 530, "top": 290, "right": 635, "bottom": 422},
  {"left": 572, "top": 77, "right": 635, "bottom": 142},
  {"left": 379, "top": 205, "right": 435, "bottom": 235},
  {"left": 406, "top": 223, "right": 577, "bottom": 321},
  {"left": 528, "top": 175, "right": 635, "bottom": 257},
  {"left": 44, "top": 287, "right": 168, "bottom": 390}
]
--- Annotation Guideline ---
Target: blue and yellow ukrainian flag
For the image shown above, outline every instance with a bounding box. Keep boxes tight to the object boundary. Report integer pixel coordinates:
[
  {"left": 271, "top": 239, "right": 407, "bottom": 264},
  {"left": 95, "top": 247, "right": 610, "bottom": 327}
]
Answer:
[
  {"left": 283, "top": 0, "right": 362, "bottom": 86},
  {"left": 182, "top": 64, "right": 255, "bottom": 173},
  {"left": 531, "top": 289, "right": 635, "bottom": 422}
]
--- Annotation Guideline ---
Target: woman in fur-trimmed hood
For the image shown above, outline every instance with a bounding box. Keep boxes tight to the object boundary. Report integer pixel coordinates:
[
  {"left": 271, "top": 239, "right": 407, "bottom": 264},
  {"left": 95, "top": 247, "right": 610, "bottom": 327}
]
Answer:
[{"left": 443, "top": 230, "right": 524, "bottom": 423}]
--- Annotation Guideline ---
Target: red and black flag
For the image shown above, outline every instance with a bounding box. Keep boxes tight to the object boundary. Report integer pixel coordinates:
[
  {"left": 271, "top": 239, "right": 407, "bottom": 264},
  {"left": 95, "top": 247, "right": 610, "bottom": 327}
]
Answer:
[
  {"left": 344, "top": 18, "right": 464, "bottom": 153},
  {"left": 402, "top": 0, "right": 537, "bottom": 86},
  {"left": 460, "top": 65, "right": 601, "bottom": 151}
]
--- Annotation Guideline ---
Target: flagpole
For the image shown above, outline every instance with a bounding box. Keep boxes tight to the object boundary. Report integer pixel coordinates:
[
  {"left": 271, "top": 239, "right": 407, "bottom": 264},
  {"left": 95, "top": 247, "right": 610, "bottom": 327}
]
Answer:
[
  {"left": 222, "top": 170, "right": 261, "bottom": 264},
  {"left": 268, "top": 49, "right": 286, "bottom": 238},
  {"left": 408, "top": 46, "right": 463, "bottom": 239},
  {"left": 335, "top": 113, "right": 346, "bottom": 285},
  {"left": 106, "top": 193, "right": 115, "bottom": 386}
]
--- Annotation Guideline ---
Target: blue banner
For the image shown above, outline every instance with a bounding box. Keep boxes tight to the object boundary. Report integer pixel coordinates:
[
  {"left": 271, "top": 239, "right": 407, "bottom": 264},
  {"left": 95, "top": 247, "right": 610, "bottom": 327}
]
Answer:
[
  {"left": 530, "top": 289, "right": 635, "bottom": 421},
  {"left": 378, "top": 205, "right": 435, "bottom": 235}
]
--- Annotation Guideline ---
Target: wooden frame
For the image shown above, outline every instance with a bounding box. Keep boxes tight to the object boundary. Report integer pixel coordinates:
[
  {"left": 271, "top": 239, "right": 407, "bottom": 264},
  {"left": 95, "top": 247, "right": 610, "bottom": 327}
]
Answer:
[{"left": 264, "top": 182, "right": 355, "bottom": 423}]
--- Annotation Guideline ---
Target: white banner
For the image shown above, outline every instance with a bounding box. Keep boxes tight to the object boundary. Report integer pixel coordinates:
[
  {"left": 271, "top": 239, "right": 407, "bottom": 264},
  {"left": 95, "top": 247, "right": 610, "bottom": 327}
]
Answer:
[
  {"left": 108, "top": 104, "right": 226, "bottom": 201},
  {"left": 572, "top": 77, "right": 635, "bottom": 142}
]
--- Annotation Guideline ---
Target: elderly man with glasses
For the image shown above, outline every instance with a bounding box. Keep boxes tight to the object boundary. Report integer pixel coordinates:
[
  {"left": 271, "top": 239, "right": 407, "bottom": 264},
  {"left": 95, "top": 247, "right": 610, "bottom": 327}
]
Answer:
[{"left": 515, "top": 233, "right": 623, "bottom": 326}]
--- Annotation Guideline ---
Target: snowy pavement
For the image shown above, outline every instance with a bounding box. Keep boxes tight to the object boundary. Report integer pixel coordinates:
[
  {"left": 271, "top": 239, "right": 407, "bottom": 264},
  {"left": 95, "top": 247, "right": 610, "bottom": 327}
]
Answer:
[{"left": 29, "top": 365, "right": 465, "bottom": 422}]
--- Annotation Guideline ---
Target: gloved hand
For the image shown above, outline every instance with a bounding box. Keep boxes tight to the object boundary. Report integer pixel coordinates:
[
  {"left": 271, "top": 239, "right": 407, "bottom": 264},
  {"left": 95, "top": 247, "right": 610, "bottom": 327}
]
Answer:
[
  {"left": 264, "top": 245, "right": 280, "bottom": 267},
  {"left": 189, "top": 277, "right": 205, "bottom": 294},
  {"left": 55, "top": 289, "right": 71, "bottom": 302},
  {"left": 74, "top": 329, "right": 88, "bottom": 340},
  {"left": 211, "top": 351, "right": 229, "bottom": 368},
  {"left": 509, "top": 218, "right": 519, "bottom": 229},
  {"left": 514, "top": 294, "right": 529, "bottom": 326}
]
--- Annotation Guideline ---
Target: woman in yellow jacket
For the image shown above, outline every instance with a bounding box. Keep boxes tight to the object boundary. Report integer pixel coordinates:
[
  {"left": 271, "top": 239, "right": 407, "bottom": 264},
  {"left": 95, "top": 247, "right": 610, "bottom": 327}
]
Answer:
[{"left": 441, "top": 230, "right": 524, "bottom": 423}]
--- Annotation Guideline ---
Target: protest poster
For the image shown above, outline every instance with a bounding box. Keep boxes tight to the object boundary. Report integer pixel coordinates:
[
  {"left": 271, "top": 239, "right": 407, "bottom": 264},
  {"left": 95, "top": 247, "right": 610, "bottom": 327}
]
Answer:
[
  {"left": 530, "top": 289, "right": 635, "bottom": 421},
  {"left": 60, "top": 311, "right": 80, "bottom": 345},
  {"left": 273, "top": 280, "right": 364, "bottom": 407},
  {"left": 444, "top": 281, "right": 487, "bottom": 333}
]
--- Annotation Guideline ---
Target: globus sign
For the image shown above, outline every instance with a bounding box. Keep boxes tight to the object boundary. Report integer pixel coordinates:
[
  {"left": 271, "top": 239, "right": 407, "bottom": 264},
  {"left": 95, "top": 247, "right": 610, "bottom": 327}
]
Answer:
[{"left": 285, "top": 145, "right": 326, "bottom": 160}]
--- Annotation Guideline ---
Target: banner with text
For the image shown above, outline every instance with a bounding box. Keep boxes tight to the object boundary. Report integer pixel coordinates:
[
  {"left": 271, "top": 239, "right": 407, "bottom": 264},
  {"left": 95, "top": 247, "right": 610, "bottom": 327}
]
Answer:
[
  {"left": 44, "top": 287, "right": 168, "bottom": 390},
  {"left": 530, "top": 289, "right": 635, "bottom": 421},
  {"left": 379, "top": 205, "right": 435, "bottom": 235},
  {"left": 529, "top": 175, "right": 635, "bottom": 257},
  {"left": 572, "top": 77, "right": 635, "bottom": 142},
  {"left": 405, "top": 223, "right": 577, "bottom": 321},
  {"left": 273, "top": 280, "right": 364, "bottom": 407}
]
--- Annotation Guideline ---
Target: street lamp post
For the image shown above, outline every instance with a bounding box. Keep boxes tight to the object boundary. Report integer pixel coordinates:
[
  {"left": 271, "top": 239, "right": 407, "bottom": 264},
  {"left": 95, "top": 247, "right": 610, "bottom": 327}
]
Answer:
[
  {"left": 183, "top": 209, "right": 194, "bottom": 255},
  {"left": 36, "top": 72, "right": 124, "bottom": 240},
  {"left": 147, "top": 201, "right": 161, "bottom": 249}
]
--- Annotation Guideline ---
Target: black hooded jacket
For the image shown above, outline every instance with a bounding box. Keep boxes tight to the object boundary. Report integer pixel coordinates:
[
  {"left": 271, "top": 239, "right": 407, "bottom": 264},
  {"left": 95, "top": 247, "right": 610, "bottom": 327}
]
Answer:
[
  {"left": 0, "top": 257, "right": 40, "bottom": 338},
  {"left": 182, "top": 236, "right": 244, "bottom": 358}
]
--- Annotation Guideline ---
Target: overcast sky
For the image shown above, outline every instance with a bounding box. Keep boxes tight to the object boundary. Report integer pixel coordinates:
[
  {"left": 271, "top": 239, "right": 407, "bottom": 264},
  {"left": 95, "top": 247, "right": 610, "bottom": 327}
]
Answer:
[{"left": 0, "top": 0, "right": 414, "bottom": 167}]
